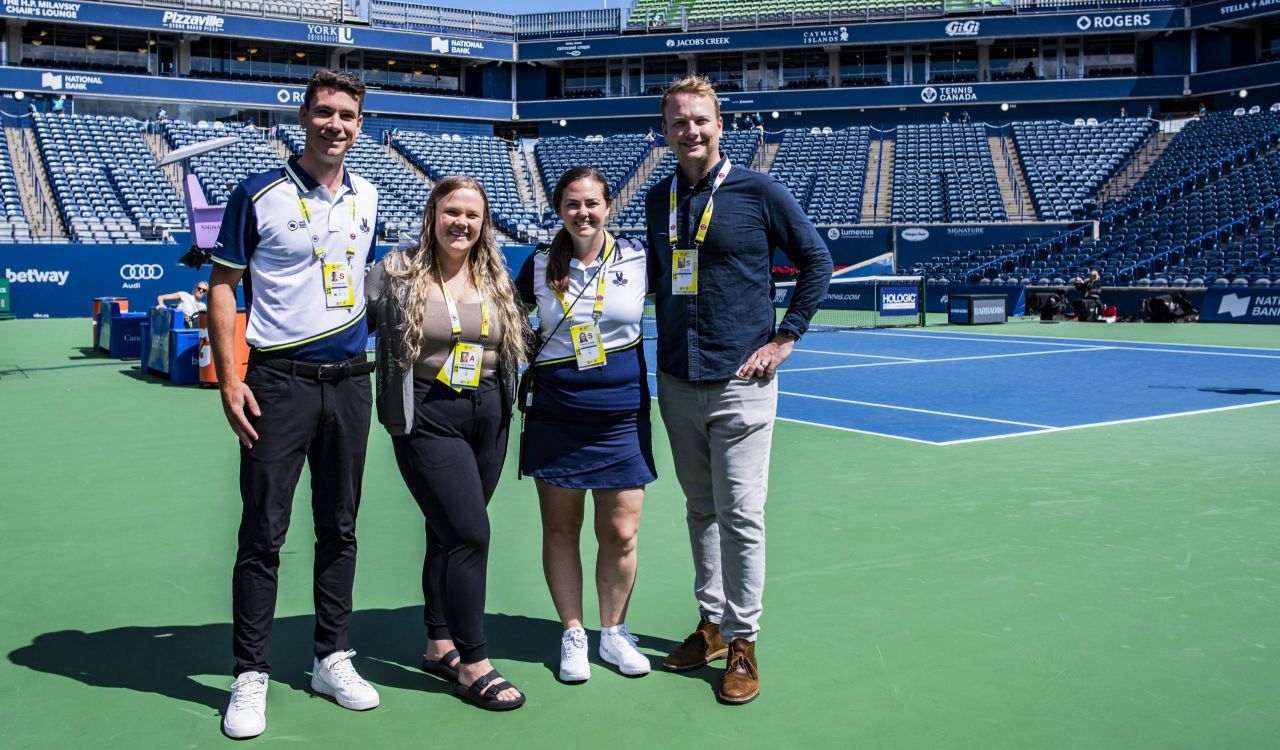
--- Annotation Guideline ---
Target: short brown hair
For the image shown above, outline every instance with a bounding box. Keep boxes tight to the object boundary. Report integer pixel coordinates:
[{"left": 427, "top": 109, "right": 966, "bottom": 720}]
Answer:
[
  {"left": 660, "top": 74, "right": 721, "bottom": 122},
  {"left": 304, "top": 69, "right": 367, "bottom": 114}
]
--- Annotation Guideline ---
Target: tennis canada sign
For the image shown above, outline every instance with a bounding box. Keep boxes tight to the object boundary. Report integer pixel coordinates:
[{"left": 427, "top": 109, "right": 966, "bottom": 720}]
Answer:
[{"left": 921, "top": 85, "right": 976, "bottom": 103}]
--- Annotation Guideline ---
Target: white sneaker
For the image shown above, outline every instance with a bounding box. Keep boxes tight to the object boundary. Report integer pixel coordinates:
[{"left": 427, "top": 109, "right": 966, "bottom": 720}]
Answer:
[
  {"left": 559, "top": 627, "right": 591, "bottom": 682},
  {"left": 311, "top": 650, "right": 380, "bottom": 710},
  {"left": 223, "top": 671, "right": 268, "bottom": 739},
  {"left": 600, "top": 624, "right": 651, "bottom": 676}
]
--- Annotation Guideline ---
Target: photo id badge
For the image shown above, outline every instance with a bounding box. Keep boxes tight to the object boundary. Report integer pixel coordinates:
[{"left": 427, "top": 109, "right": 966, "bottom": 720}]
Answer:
[
  {"left": 570, "top": 321, "right": 606, "bottom": 370},
  {"left": 439, "top": 341, "right": 483, "bottom": 391},
  {"left": 322, "top": 262, "right": 354, "bottom": 309},
  {"left": 672, "top": 249, "right": 698, "bottom": 295}
]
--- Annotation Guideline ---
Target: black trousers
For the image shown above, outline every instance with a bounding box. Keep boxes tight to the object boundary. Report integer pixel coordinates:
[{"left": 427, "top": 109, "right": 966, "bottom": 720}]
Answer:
[
  {"left": 391, "top": 376, "right": 508, "bottom": 664},
  {"left": 231, "top": 361, "right": 372, "bottom": 676}
]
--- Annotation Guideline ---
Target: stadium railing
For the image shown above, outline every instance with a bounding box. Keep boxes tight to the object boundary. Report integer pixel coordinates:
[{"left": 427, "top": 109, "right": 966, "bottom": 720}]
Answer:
[{"left": 109, "top": 0, "right": 346, "bottom": 23}]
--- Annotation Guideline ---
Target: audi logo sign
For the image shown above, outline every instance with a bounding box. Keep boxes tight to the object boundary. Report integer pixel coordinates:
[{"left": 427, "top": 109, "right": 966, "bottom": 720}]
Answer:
[{"left": 120, "top": 264, "right": 165, "bottom": 280}]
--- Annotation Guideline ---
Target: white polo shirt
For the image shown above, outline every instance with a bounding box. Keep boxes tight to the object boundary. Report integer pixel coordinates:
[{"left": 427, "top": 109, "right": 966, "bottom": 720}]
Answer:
[{"left": 212, "top": 156, "right": 379, "bottom": 362}]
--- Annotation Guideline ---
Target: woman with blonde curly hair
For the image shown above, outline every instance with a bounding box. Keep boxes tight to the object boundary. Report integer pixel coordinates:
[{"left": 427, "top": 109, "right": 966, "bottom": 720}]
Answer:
[{"left": 366, "top": 175, "right": 529, "bottom": 710}]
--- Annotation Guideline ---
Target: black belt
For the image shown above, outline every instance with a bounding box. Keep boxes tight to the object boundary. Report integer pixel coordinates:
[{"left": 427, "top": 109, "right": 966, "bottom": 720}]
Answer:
[{"left": 254, "top": 355, "right": 373, "bottom": 381}]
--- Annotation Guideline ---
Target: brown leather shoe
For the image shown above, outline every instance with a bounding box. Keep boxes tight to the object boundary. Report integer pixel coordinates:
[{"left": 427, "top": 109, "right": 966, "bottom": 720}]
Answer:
[
  {"left": 718, "top": 639, "right": 759, "bottom": 705},
  {"left": 661, "top": 617, "right": 728, "bottom": 672}
]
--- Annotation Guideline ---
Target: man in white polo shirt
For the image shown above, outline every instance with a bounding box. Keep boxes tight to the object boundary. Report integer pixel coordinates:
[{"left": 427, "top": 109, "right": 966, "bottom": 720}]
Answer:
[{"left": 208, "top": 69, "right": 380, "bottom": 740}]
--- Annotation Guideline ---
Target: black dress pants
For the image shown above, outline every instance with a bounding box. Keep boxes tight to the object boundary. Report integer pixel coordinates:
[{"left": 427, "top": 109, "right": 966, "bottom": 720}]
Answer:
[
  {"left": 391, "top": 376, "right": 507, "bottom": 664},
  {"left": 231, "top": 361, "right": 372, "bottom": 676}
]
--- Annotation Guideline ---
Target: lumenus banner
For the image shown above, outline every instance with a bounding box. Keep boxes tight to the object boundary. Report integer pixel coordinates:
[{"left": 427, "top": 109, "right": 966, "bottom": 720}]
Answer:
[
  {"left": 0, "top": 67, "right": 513, "bottom": 120},
  {"left": 0, "top": 0, "right": 514, "bottom": 61},
  {"left": 520, "top": 10, "right": 1181, "bottom": 61},
  {"left": 1199, "top": 287, "right": 1280, "bottom": 324}
]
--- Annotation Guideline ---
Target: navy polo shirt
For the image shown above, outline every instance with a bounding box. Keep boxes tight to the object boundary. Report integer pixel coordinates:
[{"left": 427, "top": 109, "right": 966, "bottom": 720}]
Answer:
[{"left": 644, "top": 157, "right": 832, "bottom": 382}]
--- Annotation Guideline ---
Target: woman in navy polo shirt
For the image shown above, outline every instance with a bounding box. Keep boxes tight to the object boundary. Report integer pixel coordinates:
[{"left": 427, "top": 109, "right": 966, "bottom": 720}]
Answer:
[{"left": 515, "top": 167, "right": 655, "bottom": 683}]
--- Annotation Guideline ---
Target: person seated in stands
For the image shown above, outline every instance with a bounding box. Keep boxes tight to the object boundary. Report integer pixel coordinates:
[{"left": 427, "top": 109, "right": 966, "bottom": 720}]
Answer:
[
  {"left": 1072, "top": 270, "right": 1103, "bottom": 319},
  {"left": 156, "top": 105, "right": 168, "bottom": 121},
  {"left": 51, "top": 95, "right": 66, "bottom": 115},
  {"left": 1198, "top": 103, "right": 1207, "bottom": 118},
  {"left": 959, "top": 110, "right": 970, "bottom": 124},
  {"left": 1119, "top": 106, "right": 1127, "bottom": 117},
  {"left": 1146, "top": 105, "right": 1154, "bottom": 119},
  {"left": 156, "top": 280, "right": 209, "bottom": 326},
  {"left": 942, "top": 111, "right": 950, "bottom": 124}
]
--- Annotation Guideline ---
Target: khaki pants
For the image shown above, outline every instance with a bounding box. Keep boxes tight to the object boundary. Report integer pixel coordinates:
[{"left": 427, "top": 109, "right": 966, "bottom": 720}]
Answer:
[{"left": 657, "top": 372, "right": 777, "bottom": 642}]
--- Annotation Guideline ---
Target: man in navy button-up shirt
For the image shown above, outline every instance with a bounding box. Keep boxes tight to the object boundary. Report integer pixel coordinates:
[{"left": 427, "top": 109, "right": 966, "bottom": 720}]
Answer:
[{"left": 645, "top": 75, "right": 831, "bottom": 705}]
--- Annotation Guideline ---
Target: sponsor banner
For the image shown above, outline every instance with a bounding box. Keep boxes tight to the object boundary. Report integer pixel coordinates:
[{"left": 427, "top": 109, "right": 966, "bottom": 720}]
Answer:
[
  {"left": 1190, "top": 0, "right": 1280, "bottom": 26},
  {"left": 0, "top": 67, "right": 512, "bottom": 120},
  {"left": 519, "top": 75, "right": 1183, "bottom": 118},
  {"left": 894, "top": 222, "right": 1072, "bottom": 270},
  {"left": 0, "top": 2, "right": 513, "bottom": 61},
  {"left": 879, "top": 286, "right": 919, "bottom": 316},
  {"left": 1199, "top": 288, "right": 1280, "bottom": 324},
  {"left": 519, "top": 10, "right": 1180, "bottom": 60},
  {"left": 0, "top": 243, "right": 210, "bottom": 318},
  {"left": 928, "top": 285, "right": 1026, "bottom": 317}
]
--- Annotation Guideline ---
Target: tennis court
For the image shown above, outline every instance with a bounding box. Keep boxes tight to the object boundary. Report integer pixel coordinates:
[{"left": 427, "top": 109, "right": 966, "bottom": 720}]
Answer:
[{"left": 2, "top": 317, "right": 1278, "bottom": 750}]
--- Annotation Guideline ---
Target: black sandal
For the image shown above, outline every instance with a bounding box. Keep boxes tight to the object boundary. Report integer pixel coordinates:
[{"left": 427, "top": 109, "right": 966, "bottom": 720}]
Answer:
[
  {"left": 421, "top": 649, "right": 460, "bottom": 681},
  {"left": 453, "top": 669, "right": 525, "bottom": 711}
]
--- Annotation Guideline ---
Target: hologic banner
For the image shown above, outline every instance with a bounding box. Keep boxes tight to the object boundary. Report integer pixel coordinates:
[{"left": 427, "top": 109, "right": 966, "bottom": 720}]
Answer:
[
  {"left": 0, "top": 1, "right": 513, "bottom": 61},
  {"left": 1199, "top": 287, "right": 1280, "bottom": 324},
  {"left": 0, "top": 67, "right": 513, "bottom": 120},
  {"left": 0, "top": 244, "right": 211, "bottom": 318},
  {"left": 520, "top": 10, "right": 1181, "bottom": 61}
]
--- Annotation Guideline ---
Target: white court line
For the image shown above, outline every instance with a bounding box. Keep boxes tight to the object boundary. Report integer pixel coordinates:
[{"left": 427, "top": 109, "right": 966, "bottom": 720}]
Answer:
[
  {"left": 783, "top": 345, "right": 1112, "bottom": 373},
  {"left": 847, "top": 327, "right": 1280, "bottom": 355},
  {"left": 773, "top": 415, "right": 943, "bottom": 445},
  {"left": 779, "top": 390, "right": 1055, "bottom": 428},
  {"left": 793, "top": 347, "right": 923, "bottom": 362},
  {"left": 933, "top": 399, "right": 1280, "bottom": 446}
]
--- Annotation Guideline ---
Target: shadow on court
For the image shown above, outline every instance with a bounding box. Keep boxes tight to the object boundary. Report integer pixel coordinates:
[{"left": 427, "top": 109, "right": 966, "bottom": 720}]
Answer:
[{"left": 7, "top": 607, "right": 678, "bottom": 710}]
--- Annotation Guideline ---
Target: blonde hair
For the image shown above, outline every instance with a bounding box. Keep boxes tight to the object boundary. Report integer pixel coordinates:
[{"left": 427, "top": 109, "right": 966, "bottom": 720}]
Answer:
[
  {"left": 383, "top": 176, "right": 528, "bottom": 375},
  {"left": 661, "top": 74, "right": 721, "bottom": 123}
]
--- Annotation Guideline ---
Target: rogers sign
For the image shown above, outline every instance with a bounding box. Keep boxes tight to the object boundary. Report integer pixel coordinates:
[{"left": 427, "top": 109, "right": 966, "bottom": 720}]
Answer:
[{"left": 1076, "top": 13, "right": 1151, "bottom": 31}]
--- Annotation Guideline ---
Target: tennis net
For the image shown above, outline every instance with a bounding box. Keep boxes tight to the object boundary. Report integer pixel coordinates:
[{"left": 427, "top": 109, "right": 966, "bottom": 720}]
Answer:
[{"left": 642, "top": 275, "right": 925, "bottom": 338}]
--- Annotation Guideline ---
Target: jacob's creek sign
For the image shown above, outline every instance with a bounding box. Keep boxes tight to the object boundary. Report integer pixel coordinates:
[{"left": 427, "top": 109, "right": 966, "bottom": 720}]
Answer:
[{"left": 665, "top": 35, "right": 732, "bottom": 49}]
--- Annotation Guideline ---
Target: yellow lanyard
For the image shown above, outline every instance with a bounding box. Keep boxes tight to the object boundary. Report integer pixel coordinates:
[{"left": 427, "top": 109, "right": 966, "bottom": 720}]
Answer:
[
  {"left": 297, "top": 191, "right": 358, "bottom": 264},
  {"left": 437, "top": 261, "right": 490, "bottom": 342},
  {"left": 552, "top": 234, "right": 616, "bottom": 324},
  {"left": 668, "top": 159, "right": 733, "bottom": 250}
]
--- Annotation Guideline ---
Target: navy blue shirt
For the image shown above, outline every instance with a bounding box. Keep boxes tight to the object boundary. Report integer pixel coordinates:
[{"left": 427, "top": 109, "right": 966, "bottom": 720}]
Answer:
[{"left": 645, "top": 157, "right": 832, "bottom": 381}]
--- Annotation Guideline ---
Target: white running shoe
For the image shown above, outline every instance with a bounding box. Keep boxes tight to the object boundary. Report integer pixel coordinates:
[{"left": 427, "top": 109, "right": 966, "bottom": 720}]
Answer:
[
  {"left": 311, "top": 650, "right": 380, "bottom": 710},
  {"left": 600, "top": 624, "right": 651, "bottom": 676},
  {"left": 222, "top": 671, "right": 268, "bottom": 739},
  {"left": 559, "top": 627, "right": 591, "bottom": 682}
]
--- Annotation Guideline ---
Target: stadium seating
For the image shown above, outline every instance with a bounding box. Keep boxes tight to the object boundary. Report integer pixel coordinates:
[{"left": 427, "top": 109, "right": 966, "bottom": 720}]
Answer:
[
  {"left": 371, "top": 1, "right": 514, "bottom": 36},
  {"left": 277, "top": 125, "right": 430, "bottom": 241},
  {"left": 770, "top": 127, "right": 870, "bottom": 225},
  {"left": 0, "top": 129, "right": 32, "bottom": 243},
  {"left": 34, "top": 114, "right": 184, "bottom": 243},
  {"left": 143, "top": 0, "right": 342, "bottom": 22},
  {"left": 891, "top": 123, "right": 1006, "bottom": 223},
  {"left": 392, "top": 132, "right": 539, "bottom": 241},
  {"left": 612, "top": 129, "right": 763, "bottom": 228},
  {"left": 160, "top": 121, "right": 282, "bottom": 209},
  {"left": 1013, "top": 118, "right": 1155, "bottom": 221},
  {"left": 534, "top": 134, "right": 651, "bottom": 213},
  {"left": 911, "top": 115, "right": 1280, "bottom": 288}
]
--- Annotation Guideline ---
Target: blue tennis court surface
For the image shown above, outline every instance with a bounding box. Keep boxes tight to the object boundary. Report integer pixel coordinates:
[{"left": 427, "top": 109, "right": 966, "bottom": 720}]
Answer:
[{"left": 647, "top": 329, "right": 1280, "bottom": 445}]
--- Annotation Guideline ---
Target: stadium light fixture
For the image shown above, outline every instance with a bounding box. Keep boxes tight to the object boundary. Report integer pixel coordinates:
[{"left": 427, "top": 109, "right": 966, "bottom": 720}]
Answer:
[
  {"left": 771, "top": 111, "right": 779, "bottom": 119},
  {"left": 559, "top": 119, "right": 567, "bottom": 127},
  {"left": 1238, "top": 89, "right": 1248, "bottom": 98},
  {"left": 248, "top": 48, "right": 258, "bottom": 54},
  {"left": 1000, "top": 102, "right": 1009, "bottom": 112},
  {"left": 30, "top": 39, "right": 41, "bottom": 46},
  {"left": 91, "top": 35, "right": 103, "bottom": 42},
  {"left": 86, "top": 44, "right": 96, "bottom": 50},
  {"left": 235, "top": 55, "right": 247, "bottom": 62},
  {"left": 388, "top": 60, "right": 397, "bottom": 66},
  {"left": 13, "top": 91, "right": 24, "bottom": 101},
  {"left": 294, "top": 51, "right": 306, "bottom": 58}
]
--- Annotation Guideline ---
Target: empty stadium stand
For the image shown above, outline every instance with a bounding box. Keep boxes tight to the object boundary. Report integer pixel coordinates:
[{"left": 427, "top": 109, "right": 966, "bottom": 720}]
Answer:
[
  {"left": 160, "top": 120, "right": 282, "bottom": 208},
  {"left": 0, "top": 130, "right": 32, "bottom": 243},
  {"left": 891, "top": 123, "right": 1006, "bottom": 224},
  {"left": 770, "top": 127, "right": 870, "bottom": 225},
  {"left": 1013, "top": 118, "right": 1156, "bottom": 221},
  {"left": 35, "top": 114, "right": 184, "bottom": 243}
]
